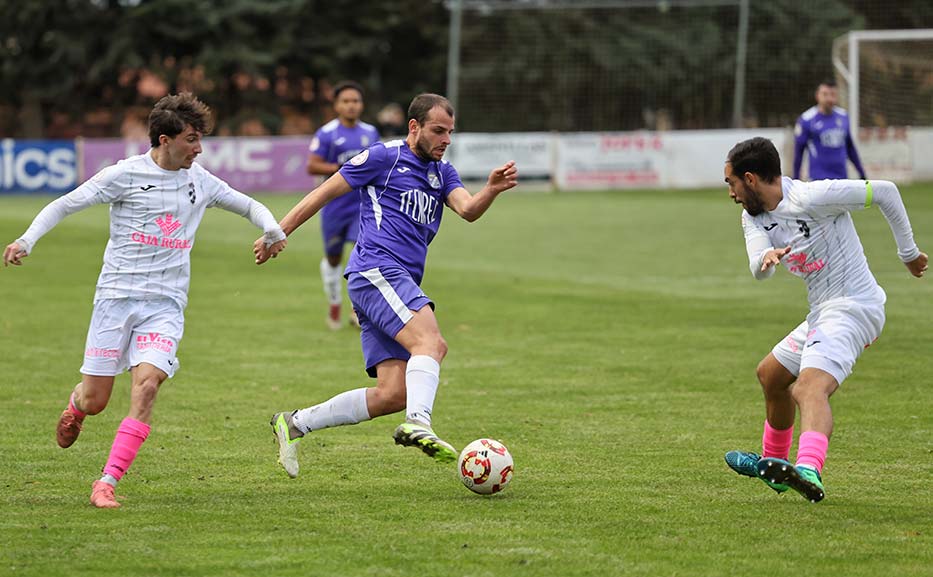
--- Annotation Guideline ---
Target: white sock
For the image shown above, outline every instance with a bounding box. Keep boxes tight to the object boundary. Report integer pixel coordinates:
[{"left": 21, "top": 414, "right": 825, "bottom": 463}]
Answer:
[
  {"left": 320, "top": 257, "right": 343, "bottom": 306},
  {"left": 292, "top": 388, "right": 371, "bottom": 434},
  {"left": 100, "top": 474, "right": 118, "bottom": 487},
  {"left": 405, "top": 355, "right": 440, "bottom": 427}
]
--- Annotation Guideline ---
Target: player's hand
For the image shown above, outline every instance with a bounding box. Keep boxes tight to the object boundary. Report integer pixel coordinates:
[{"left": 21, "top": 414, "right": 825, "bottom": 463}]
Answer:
[
  {"left": 253, "top": 236, "right": 271, "bottom": 265},
  {"left": 486, "top": 160, "right": 518, "bottom": 195},
  {"left": 905, "top": 252, "right": 928, "bottom": 278},
  {"left": 761, "top": 246, "right": 791, "bottom": 272},
  {"left": 266, "top": 239, "right": 287, "bottom": 259},
  {"left": 3, "top": 242, "right": 28, "bottom": 267}
]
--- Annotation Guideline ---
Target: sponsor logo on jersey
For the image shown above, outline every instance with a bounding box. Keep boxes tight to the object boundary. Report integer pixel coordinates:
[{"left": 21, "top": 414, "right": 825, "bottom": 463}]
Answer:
[
  {"left": 140, "top": 184, "right": 156, "bottom": 191},
  {"left": 156, "top": 214, "right": 183, "bottom": 236},
  {"left": 786, "top": 251, "right": 825, "bottom": 274},
  {"left": 85, "top": 347, "right": 120, "bottom": 358},
  {"left": 399, "top": 188, "right": 440, "bottom": 226},
  {"left": 136, "top": 332, "right": 174, "bottom": 353},
  {"left": 132, "top": 213, "right": 191, "bottom": 250}
]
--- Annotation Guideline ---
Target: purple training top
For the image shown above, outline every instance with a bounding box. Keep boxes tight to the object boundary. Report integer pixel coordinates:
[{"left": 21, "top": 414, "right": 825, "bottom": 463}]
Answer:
[
  {"left": 339, "top": 140, "right": 464, "bottom": 285},
  {"left": 310, "top": 119, "right": 380, "bottom": 223},
  {"left": 793, "top": 106, "right": 866, "bottom": 181}
]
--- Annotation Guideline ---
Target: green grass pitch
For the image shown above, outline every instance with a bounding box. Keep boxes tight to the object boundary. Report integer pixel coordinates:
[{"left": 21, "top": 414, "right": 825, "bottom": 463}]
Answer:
[{"left": 1, "top": 185, "right": 930, "bottom": 576}]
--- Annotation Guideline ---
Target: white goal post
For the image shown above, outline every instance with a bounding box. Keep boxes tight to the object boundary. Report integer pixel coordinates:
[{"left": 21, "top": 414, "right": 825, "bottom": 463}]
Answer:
[{"left": 833, "top": 28, "right": 933, "bottom": 139}]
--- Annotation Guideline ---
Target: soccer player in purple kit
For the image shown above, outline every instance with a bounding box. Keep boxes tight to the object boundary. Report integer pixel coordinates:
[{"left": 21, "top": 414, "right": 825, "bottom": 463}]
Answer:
[
  {"left": 308, "top": 81, "right": 380, "bottom": 330},
  {"left": 793, "top": 80, "right": 867, "bottom": 181},
  {"left": 256, "top": 93, "right": 518, "bottom": 476}
]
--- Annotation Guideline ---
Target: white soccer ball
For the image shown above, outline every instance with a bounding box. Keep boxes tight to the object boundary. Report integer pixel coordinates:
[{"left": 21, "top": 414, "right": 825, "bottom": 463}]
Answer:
[{"left": 458, "top": 438, "right": 513, "bottom": 495}]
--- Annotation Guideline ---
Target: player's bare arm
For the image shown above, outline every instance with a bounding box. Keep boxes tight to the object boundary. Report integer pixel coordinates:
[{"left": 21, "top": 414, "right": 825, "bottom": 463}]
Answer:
[
  {"left": 761, "top": 246, "right": 791, "bottom": 272},
  {"left": 307, "top": 153, "right": 339, "bottom": 177},
  {"left": 445, "top": 161, "right": 518, "bottom": 222},
  {"left": 253, "top": 172, "right": 353, "bottom": 264},
  {"left": 3, "top": 241, "right": 28, "bottom": 267}
]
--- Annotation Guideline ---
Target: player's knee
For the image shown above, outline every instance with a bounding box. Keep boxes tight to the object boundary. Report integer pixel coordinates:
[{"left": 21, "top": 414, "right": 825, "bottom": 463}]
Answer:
[
  {"left": 757, "top": 357, "right": 793, "bottom": 395},
  {"left": 81, "top": 392, "right": 109, "bottom": 415},
  {"left": 755, "top": 360, "right": 770, "bottom": 387},
  {"left": 790, "top": 381, "right": 828, "bottom": 406},
  {"left": 433, "top": 335, "right": 448, "bottom": 361}
]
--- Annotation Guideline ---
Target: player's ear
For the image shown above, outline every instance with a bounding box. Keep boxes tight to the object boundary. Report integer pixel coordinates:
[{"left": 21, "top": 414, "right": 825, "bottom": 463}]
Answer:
[
  {"left": 159, "top": 134, "right": 171, "bottom": 147},
  {"left": 408, "top": 118, "right": 419, "bottom": 134}
]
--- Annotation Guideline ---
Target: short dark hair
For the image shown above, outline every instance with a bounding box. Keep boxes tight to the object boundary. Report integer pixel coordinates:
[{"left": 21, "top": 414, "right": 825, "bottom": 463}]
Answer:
[
  {"left": 407, "top": 93, "right": 454, "bottom": 125},
  {"left": 818, "top": 78, "right": 837, "bottom": 89},
  {"left": 149, "top": 93, "right": 214, "bottom": 147},
  {"left": 334, "top": 80, "right": 364, "bottom": 100},
  {"left": 727, "top": 137, "right": 782, "bottom": 183}
]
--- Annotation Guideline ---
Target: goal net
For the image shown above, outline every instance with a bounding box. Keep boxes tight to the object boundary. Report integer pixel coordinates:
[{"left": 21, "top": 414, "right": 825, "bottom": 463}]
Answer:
[{"left": 832, "top": 29, "right": 933, "bottom": 180}]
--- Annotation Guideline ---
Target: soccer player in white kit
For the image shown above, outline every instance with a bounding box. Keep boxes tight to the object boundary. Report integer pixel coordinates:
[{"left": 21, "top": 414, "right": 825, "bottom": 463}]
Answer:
[
  {"left": 2, "top": 93, "right": 287, "bottom": 508},
  {"left": 722, "top": 137, "right": 927, "bottom": 502}
]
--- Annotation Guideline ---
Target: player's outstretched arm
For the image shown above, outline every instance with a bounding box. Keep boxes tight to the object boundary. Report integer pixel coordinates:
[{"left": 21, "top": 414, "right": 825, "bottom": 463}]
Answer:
[
  {"left": 868, "top": 180, "right": 924, "bottom": 275},
  {"left": 3, "top": 242, "right": 28, "bottom": 267},
  {"left": 253, "top": 172, "right": 353, "bottom": 265},
  {"left": 446, "top": 161, "right": 518, "bottom": 222}
]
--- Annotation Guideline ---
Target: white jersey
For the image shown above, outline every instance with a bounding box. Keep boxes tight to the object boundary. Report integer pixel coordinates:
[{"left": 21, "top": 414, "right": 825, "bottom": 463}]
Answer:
[
  {"left": 16, "top": 152, "right": 285, "bottom": 309},
  {"left": 742, "top": 177, "right": 920, "bottom": 310}
]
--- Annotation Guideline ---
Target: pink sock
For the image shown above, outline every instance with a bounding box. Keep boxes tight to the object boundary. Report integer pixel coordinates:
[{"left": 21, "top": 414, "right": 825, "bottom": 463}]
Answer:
[
  {"left": 796, "top": 431, "right": 829, "bottom": 473},
  {"left": 68, "top": 392, "right": 87, "bottom": 418},
  {"left": 761, "top": 420, "right": 793, "bottom": 460},
  {"left": 102, "top": 418, "right": 151, "bottom": 481}
]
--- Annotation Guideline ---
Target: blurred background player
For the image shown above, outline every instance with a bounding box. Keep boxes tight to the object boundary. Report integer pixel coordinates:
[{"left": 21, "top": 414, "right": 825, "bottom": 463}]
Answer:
[
  {"left": 376, "top": 102, "right": 407, "bottom": 139},
  {"left": 2, "top": 94, "right": 287, "bottom": 508},
  {"left": 793, "top": 79, "right": 867, "bottom": 181},
  {"left": 723, "top": 137, "right": 926, "bottom": 503},
  {"left": 256, "top": 93, "right": 518, "bottom": 477},
  {"left": 307, "top": 81, "right": 380, "bottom": 330}
]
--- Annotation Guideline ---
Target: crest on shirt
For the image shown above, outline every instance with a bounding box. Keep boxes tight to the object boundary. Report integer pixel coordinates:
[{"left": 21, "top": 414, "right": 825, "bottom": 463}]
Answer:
[
  {"left": 350, "top": 149, "right": 369, "bottom": 166},
  {"left": 427, "top": 171, "right": 440, "bottom": 189},
  {"left": 361, "top": 135, "right": 370, "bottom": 147},
  {"left": 188, "top": 182, "right": 196, "bottom": 204}
]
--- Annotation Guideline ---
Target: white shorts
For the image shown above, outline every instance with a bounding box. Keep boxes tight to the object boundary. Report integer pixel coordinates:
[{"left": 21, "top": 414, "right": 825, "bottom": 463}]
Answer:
[
  {"left": 772, "top": 298, "right": 885, "bottom": 385},
  {"left": 80, "top": 298, "right": 184, "bottom": 378}
]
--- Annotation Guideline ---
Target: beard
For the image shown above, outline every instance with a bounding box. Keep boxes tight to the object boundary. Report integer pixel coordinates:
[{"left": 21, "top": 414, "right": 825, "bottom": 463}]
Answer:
[
  {"left": 741, "top": 182, "right": 766, "bottom": 216},
  {"left": 413, "top": 134, "right": 434, "bottom": 160}
]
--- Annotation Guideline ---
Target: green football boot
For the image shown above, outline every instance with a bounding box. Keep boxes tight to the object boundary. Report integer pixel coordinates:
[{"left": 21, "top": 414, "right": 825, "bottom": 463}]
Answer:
[
  {"left": 271, "top": 411, "right": 303, "bottom": 478},
  {"left": 393, "top": 422, "right": 458, "bottom": 463},
  {"left": 725, "top": 450, "right": 789, "bottom": 494},
  {"left": 757, "top": 458, "right": 825, "bottom": 503}
]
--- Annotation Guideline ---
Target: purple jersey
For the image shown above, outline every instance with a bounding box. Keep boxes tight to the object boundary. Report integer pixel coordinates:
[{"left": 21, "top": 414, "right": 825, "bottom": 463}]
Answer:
[
  {"left": 793, "top": 106, "right": 866, "bottom": 181},
  {"left": 310, "top": 119, "right": 380, "bottom": 222},
  {"left": 339, "top": 140, "right": 464, "bottom": 285}
]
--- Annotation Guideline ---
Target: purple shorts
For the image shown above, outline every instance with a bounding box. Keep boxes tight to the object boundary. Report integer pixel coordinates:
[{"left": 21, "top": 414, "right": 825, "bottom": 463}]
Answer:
[
  {"left": 347, "top": 266, "right": 434, "bottom": 378},
  {"left": 321, "top": 199, "right": 359, "bottom": 256}
]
